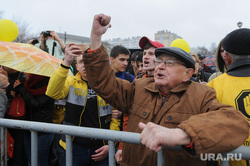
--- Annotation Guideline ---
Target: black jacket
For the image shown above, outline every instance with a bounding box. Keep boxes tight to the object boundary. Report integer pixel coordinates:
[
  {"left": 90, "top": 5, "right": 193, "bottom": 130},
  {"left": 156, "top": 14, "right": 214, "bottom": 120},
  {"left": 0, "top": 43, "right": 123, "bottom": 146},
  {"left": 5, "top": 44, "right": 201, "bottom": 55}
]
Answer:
[
  {"left": 192, "top": 69, "right": 212, "bottom": 82},
  {"left": 15, "top": 80, "right": 54, "bottom": 123}
]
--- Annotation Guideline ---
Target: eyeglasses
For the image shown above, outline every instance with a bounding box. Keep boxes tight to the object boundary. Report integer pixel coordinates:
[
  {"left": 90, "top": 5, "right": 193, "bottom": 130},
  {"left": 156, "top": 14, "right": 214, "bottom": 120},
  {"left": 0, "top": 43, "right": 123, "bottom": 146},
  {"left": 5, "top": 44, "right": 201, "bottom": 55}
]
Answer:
[{"left": 153, "top": 59, "right": 186, "bottom": 67}]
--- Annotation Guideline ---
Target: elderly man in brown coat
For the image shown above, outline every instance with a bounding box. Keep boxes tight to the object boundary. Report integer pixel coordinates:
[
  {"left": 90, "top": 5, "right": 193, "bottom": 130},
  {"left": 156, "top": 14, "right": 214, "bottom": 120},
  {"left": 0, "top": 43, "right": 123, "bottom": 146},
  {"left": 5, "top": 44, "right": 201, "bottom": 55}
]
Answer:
[{"left": 62, "top": 14, "right": 249, "bottom": 166}]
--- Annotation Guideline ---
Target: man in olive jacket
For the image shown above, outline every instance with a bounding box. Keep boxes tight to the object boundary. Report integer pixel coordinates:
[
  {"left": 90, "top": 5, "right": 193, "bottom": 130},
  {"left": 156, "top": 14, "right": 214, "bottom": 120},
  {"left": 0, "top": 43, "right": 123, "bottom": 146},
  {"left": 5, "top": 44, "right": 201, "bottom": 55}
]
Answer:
[{"left": 65, "top": 14, "right": 249, "bottom": 166}]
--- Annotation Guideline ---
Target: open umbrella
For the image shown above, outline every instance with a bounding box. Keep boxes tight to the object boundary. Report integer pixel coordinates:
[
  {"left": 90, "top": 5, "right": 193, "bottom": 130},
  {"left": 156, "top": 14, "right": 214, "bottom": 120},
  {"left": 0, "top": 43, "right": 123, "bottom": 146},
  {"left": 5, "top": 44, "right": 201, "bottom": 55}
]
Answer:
[{"left": 0, "top": 41, "right": 72, "bottom": 77}]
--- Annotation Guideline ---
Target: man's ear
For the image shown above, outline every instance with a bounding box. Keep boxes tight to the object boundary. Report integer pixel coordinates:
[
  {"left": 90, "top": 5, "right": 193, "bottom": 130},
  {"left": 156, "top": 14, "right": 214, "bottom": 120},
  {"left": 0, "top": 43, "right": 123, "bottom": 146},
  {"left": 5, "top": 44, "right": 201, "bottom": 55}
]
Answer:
[
  {"left": 110, "top": 56, "right": 114, "bottom": 64},
  {"left": 183, "top": 68, "right": 194, "bottom": 82},
  {"left": 225, "top": 52, "right": 232, "bottom": 66},
  {"left": 75, "top": 63, "right": 79, "bottom": 71}
]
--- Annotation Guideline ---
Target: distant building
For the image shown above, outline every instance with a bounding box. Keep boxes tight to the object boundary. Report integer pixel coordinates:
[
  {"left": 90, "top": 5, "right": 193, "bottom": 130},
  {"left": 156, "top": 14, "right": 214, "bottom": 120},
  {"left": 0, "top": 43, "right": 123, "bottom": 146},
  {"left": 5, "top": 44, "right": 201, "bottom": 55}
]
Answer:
[
  {"left": 154, "top": 30, "right": 182, "bottom": 47},
  {"left": 105, "top": 38, "right": 122, "bottom": 47},
  {"left": 105, "top": 30, "right": 182, "bottom": 49},
  {"left": 105, "top": 36, "right": 142, "bottom": 49}
]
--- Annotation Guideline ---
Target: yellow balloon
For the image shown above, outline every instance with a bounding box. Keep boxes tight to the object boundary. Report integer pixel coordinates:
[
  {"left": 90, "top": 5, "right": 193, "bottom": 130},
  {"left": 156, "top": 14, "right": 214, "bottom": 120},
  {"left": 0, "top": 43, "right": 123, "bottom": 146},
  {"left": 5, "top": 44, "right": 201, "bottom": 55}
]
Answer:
[
  {"left": 170, "top": 38, "right": 190, "bottom": 53},
  {"left": 0, "top": 19, "right": 19, "bottom": 42}
]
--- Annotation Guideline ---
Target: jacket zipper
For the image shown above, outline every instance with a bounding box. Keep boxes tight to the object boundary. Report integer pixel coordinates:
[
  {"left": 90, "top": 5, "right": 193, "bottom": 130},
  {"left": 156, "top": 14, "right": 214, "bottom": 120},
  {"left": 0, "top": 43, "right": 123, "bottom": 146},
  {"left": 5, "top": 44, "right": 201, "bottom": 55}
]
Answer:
[
  {"left": 160, "top": 96, "right": 166, "bottom": 109},
  {"left": 152, "top": 95, "right": 166, "bottom": 122}
]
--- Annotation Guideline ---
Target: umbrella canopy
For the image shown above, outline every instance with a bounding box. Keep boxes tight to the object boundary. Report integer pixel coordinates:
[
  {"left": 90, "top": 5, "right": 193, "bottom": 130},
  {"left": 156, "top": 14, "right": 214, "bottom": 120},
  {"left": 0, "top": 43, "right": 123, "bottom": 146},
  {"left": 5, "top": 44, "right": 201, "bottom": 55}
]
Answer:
[{"left": 0, "top": 41, "right": 72, "bottom": 77}]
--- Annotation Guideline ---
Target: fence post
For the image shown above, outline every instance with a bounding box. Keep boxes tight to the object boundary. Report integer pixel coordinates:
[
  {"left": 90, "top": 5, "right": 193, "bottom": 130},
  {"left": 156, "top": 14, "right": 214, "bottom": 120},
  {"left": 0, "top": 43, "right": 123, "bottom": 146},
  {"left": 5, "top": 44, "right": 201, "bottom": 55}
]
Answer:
[
  {"left": 0, "top": 127, "right": 3, "bottom": 166},
  {"left": 221, "top": 160, "right": 229, "bottom": 166},
  {"left": 31, "top": 130, "right": 38, "bottom": 166},
  {"left": 66, "top": 135, "right": 72, "bottom": 166},
  {"left": 4, "top": 128, "right": 7, "bottom": 166},
  {"left": 157, "top": 149, "right": 165, "bottom": 166},
  {"left": 220, "top": 154, "right": 229, "bottom": 166},
  {"left": 1, "top": 127, "right": 7, "bottom": 166},
  {"left": 108, "top": 140, "right": 116, "bottom": 166}
]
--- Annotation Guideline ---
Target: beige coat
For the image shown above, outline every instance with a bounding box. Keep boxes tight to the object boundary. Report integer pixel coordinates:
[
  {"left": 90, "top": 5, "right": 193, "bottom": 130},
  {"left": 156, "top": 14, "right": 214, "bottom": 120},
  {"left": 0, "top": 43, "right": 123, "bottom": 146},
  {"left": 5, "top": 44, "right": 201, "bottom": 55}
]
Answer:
[{"left": 83, "top": 46, "right": 249, "bottom": 166}]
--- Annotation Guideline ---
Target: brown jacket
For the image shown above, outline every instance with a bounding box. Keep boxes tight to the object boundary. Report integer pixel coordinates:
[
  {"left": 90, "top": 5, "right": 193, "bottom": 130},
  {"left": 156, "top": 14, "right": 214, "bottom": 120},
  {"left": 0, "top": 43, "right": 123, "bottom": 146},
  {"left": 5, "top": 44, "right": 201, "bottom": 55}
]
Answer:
[{"left": 83, "top": 46, "right": 249, "bottom": 166}]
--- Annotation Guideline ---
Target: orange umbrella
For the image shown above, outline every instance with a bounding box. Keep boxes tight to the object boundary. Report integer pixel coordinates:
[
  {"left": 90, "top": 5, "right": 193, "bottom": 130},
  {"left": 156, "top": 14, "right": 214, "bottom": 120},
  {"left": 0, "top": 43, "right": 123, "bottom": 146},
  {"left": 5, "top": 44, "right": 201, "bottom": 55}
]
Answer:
[{"left": 0, "top": 41, "right": 72, "bottom": 77}]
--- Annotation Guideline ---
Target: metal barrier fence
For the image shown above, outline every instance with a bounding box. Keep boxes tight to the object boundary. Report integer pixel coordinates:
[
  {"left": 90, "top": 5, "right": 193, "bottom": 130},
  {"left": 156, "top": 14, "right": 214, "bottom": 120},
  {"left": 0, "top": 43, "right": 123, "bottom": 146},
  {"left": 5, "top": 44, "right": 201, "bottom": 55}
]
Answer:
[{"left": 0, "top": 118, "right": 249, "bottom": 166}]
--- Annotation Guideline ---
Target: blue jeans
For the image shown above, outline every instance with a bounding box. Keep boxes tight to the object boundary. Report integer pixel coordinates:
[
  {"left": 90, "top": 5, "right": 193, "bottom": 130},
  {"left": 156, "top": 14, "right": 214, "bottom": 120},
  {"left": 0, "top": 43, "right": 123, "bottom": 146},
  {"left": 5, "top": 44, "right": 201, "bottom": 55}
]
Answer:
[
  {"left": 60, "top": 143, "right": 108, "bottom": 166},
  {"left": 24, "top": 132, "right": 54, "bottom": 166}
]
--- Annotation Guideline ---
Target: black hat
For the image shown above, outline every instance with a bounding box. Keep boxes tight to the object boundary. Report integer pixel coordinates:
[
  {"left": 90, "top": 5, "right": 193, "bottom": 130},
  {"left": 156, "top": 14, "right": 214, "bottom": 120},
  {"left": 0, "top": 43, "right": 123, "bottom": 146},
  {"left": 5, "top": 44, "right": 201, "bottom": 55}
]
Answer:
[
  {"left": 155, "top": 47, "right": 195, "bottom": 70},
  {"left": 222, "top": 28, "right": 250, "bottom": 55},
  {"left": 198, "top": 53, "right": 205, "bottom": 59}
]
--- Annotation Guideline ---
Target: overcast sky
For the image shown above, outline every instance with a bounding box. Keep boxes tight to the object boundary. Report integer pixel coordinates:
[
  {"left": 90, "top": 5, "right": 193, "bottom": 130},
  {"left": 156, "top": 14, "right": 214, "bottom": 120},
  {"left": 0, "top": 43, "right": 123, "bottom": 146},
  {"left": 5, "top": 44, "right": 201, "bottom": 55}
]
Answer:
[{"left": 1, "top": 0, "right": 250, "bottom": 48}]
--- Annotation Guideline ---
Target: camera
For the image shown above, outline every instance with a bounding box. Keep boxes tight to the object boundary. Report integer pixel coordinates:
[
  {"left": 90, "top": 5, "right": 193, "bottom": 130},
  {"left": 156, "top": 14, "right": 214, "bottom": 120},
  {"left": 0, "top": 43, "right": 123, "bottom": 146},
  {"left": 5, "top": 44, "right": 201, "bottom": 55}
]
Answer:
[
  {"left": 31, "top": 39, "right": 39, "bottom": 45},
  {"left": 41, "top": 31, "right": 52, "bottom": 38}
]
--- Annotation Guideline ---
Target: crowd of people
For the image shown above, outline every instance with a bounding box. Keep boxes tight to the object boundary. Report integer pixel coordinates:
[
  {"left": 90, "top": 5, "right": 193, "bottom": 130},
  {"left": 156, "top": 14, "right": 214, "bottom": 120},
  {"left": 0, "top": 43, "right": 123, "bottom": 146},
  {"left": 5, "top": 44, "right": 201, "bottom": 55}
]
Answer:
[{"left": 0, "top": 13, "right": 250, "bottom": 166}]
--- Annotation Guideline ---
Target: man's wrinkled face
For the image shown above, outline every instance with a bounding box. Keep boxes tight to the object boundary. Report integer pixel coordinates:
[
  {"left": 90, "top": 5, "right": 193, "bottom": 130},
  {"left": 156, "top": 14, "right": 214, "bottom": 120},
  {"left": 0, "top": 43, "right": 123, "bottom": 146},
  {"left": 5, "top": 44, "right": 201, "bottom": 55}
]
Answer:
[
  {"left": 110, "top": 54, "right": 130, "bottom": 72},
  {"left": 154, "top": 54, "right": 193, "bottom": 91},
  {"left": 143, "top": 47, "right": 156, "bottom": 71}
]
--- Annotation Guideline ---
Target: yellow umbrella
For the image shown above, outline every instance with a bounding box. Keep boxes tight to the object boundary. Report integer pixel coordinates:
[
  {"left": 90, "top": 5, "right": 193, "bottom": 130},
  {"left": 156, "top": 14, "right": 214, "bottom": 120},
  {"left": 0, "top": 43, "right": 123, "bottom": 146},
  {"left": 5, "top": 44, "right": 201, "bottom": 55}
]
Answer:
[{"left": 0, "top": 41, "right": 72, "bottom": 77}]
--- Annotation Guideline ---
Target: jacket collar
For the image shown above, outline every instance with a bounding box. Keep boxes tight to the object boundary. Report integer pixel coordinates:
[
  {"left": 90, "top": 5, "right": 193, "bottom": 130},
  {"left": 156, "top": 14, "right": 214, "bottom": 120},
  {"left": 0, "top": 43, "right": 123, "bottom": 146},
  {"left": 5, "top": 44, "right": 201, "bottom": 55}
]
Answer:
[
  {"left": 227, "top": 59, "right": 250, "bottom": 77},
  {"left": 75, "top": 72, "right": 82, "bottom": 81},
  {"left": 75, "top": 72, "right": 88, "bottom": 82},
  {"left": 144, "top": 80, "right": 191, "bottom": 94}
]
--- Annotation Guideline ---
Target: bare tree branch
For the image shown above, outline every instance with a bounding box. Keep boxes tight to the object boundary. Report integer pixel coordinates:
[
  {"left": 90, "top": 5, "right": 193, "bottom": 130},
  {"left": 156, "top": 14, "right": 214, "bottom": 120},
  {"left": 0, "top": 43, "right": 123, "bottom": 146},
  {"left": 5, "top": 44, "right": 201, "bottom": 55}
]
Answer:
[{"left": 11, "top": 16, "right": 39, "bottom": 43}]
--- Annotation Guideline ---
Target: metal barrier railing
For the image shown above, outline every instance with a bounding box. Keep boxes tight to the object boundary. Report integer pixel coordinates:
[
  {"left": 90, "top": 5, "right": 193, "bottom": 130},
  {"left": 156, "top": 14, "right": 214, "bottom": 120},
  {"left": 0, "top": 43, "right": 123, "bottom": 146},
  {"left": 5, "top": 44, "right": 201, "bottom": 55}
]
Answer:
[{"left": 0, "top": 118, "right": 249, "bottom": 166}]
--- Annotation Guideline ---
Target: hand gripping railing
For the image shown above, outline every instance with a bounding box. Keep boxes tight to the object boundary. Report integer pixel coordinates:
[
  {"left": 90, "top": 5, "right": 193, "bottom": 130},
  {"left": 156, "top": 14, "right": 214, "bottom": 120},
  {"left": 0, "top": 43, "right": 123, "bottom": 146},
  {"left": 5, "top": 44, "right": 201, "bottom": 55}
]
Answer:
[{"left": 0, "top": 118, "right": 249, "bottom": 166}]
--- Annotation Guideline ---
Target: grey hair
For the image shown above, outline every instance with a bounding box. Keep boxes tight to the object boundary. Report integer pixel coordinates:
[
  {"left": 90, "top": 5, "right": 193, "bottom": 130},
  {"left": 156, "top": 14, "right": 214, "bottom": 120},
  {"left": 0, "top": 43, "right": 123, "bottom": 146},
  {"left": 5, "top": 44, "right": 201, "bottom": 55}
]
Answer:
[{"left": 227, "top": 52, "right": 250, "bottom": 61}]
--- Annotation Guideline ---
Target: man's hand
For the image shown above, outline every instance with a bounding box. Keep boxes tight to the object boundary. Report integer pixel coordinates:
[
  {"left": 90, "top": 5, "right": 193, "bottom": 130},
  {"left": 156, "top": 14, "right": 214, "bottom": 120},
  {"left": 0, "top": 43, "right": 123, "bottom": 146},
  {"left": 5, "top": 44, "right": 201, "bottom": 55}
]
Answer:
[
  {"left": 50, "top": 30, "right": 66, "bottom": 51},
  {"left": 50, "top": 31, "right": 60, "bottom": 41},
  {"left": 139, "top": 122, "right": 191, "bottom": 152},
  {"left": 91, "top": 14, "right": 111, "bottom": 50},
  {"left": 29, "top": 39, "right": 35, "bottom": 45},
  {"left": 10, "top": 91, "right": 15, "bottom": 97},
  {"left": 63, "top": 43, "right": 83, "bottom": 66},
  {"left": 91, "top": 145, "right": 109, "bottom": 161},
  {"left": 112, "top": 109, "right": 122, "bottom": 119},
  {"left": 115, "top": 149, "right": 122, "bottom": 164}
]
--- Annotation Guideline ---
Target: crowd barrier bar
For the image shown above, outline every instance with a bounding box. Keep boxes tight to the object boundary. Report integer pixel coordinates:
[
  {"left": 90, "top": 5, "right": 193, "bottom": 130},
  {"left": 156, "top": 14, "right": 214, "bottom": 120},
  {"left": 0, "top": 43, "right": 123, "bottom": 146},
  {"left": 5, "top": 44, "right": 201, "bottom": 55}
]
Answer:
[{"left": 0, "top": 118, "right": 249, "bottom": 166}]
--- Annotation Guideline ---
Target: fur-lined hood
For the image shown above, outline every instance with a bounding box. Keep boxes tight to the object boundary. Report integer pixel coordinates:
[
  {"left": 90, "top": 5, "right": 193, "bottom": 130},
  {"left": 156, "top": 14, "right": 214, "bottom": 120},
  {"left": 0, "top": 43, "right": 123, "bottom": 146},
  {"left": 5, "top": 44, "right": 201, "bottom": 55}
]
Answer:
[{"left": 215, "top": 40, "right": 227, "bottom": 73}]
